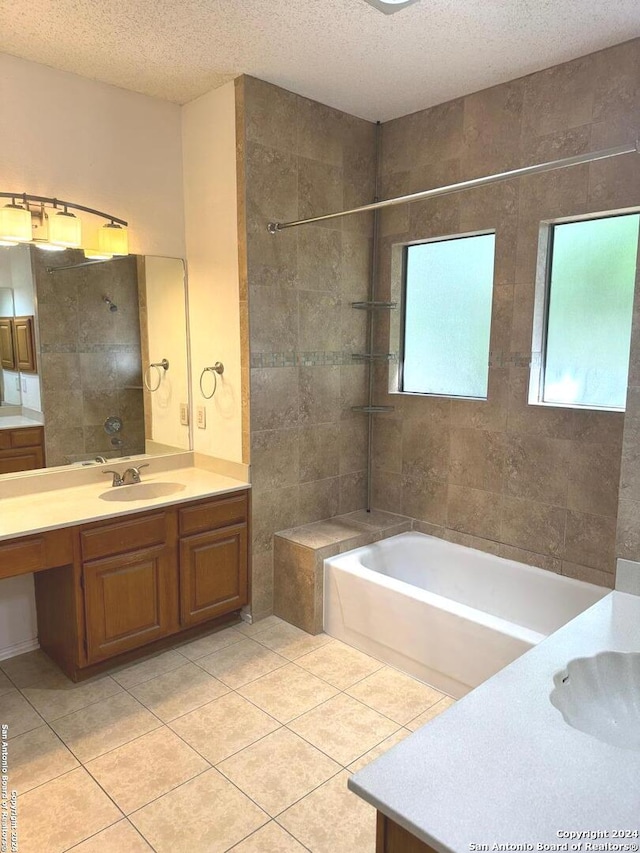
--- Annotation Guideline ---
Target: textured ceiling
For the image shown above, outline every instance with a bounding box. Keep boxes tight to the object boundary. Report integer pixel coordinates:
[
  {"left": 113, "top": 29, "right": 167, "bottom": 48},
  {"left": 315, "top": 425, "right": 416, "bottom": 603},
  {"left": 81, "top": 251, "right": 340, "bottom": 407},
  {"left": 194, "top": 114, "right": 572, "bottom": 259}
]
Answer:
[{"left": 0, "top": 0, "right": 639, "bottom": 120}]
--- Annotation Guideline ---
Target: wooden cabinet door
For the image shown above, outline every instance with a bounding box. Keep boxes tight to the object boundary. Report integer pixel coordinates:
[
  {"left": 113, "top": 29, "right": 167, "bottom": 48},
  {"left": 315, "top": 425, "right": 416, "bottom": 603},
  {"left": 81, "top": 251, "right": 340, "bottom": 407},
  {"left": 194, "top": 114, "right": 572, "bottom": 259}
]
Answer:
[
  {"left": 0, "top": 318, "right": 15, "bottom": 370},
  {"left": 83, "top": 545, "right": 178, "bottom": 663},
  {"left": 0, "top": 445, "right": 44, "bottom": 474},
  {"left": 13, "top": 317, "right": 37, "bottom": 373},
  {"left": 179, "top": 523, "right": 248, "bottom": 627}
]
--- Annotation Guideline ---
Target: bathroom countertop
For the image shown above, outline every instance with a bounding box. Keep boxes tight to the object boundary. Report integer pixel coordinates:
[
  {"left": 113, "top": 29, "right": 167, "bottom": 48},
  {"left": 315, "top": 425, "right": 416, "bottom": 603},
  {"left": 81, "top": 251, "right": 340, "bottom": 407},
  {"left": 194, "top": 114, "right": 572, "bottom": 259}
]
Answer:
[
  {"left": 0, "top": 465, "right": 250, "bottom": 541},
  {"left": 0, "top": 415, "right": 44, "bottom": 430},
  {"left": 349, "top": 591, "right": 640, "bottom": 851}
]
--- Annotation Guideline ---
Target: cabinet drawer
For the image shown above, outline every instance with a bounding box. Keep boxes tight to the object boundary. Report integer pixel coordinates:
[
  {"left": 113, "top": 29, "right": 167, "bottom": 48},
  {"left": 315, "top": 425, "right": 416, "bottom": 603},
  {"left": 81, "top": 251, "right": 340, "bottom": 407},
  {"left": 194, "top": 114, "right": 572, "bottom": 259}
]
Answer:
[
  {"left": 81, "top": 512, "right": 169, "bottom": 561},
  {"left": 11, "top": 427, "right": 43, "bottom": 448},
  {"left": 0, "top": 432, "right": 11, "bottom": 450},
  {"left": 179, "top": 492, "right": 248, "bottom": 536},
  {"left": 0, "top": 528, "right": 74, "bottom": 579}
]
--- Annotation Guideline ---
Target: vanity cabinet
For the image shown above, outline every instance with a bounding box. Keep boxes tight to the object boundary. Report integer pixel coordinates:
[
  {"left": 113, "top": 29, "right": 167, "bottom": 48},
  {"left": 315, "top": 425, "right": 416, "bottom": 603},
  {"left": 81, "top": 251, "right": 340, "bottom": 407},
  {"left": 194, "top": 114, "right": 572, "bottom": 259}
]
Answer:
[
  {"left": 178, "top": 493, "right": 249, "bottom": 627},
  {"left": 27, "top": 489, "right": 250, "bottom": 680},
  {"left": 376, "top": 813, "right": 436, "bottom": 853},
  {"left": 0, "top": 426, "right": 45, "bottom": 474}
]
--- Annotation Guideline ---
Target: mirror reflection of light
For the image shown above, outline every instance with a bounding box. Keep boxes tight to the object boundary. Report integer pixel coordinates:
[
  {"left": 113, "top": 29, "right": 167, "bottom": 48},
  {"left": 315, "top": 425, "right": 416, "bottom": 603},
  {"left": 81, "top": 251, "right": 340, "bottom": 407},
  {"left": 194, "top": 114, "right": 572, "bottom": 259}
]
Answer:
[{"left": 546, "top": 374, "right": 581, "bottom": 404}]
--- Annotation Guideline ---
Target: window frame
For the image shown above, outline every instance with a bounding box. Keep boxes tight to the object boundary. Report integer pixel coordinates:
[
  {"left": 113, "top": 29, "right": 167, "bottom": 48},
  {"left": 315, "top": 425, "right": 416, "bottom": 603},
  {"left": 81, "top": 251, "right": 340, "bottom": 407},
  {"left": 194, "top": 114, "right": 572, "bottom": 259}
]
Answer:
[
  {"left": 528, "top": 208, "right": 640, "bottom": 414},
  {"left": 393, "top": 229, "right": 496, "bottom": 401}
]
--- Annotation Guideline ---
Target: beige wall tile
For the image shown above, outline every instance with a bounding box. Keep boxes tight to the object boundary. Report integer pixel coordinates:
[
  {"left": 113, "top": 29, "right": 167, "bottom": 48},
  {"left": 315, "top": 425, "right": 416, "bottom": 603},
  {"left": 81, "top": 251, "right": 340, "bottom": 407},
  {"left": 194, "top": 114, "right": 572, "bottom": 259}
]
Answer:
[
  {"left": 564, "top": 510, "right": 617, "bottom": 572},
  {"left": 299, "top": 424, "right": 340, "bottom": 482},
  {"left": 449, "top": 428, "right": 505, "bottom": 492},
  {"left": 446, "top": 485, "right": 502, "bottom": 541},
  {"left": 561, "top": 561, "right": 615, "bottom": 588},
  {"left": 251, "top": 428, "right": 301, "bottom": 492},
  {"left": 273, "top": 539, "right": 322, "bottom": 634},
  {"left": 501, "top": 496, "right": 566, "bottom": 557}
]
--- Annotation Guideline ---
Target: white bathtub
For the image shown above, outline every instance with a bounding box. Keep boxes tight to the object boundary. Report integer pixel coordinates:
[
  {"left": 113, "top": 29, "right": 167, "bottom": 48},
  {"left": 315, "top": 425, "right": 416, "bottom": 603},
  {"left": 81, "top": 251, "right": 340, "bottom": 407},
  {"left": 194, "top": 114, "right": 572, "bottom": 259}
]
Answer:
[{"left": 323, "top": 532, "right": 609, "bottom": 697}]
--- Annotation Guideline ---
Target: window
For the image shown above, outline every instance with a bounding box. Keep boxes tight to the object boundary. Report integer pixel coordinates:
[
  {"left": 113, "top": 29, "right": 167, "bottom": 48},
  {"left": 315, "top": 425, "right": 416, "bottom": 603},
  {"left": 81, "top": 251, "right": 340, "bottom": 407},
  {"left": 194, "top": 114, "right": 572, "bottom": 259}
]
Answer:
[
  {"left": 400, "top": 232, "right": 496, "bottom": 398},
  {"left": 536, "top": 213, "right": 639, "bottom": 411}
]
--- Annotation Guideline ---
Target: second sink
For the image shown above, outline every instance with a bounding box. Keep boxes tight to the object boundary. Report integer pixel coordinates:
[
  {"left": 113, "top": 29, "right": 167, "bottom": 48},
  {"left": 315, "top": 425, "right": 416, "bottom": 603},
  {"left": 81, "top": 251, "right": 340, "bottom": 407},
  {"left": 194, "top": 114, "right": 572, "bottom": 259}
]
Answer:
[
  {"left": 99, "top": 482, "right": 186, "bottom": 501},
  {"left": 550, "top": 650, "right": 640, "bottom": 751}
]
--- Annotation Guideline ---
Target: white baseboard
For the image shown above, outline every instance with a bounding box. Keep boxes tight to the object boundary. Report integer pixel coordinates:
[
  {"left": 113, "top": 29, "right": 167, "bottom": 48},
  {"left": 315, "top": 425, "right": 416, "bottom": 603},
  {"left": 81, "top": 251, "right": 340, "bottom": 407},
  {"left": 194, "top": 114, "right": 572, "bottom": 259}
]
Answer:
[{"left": 0, "top": 637, "right": 39, "bottom": 662}]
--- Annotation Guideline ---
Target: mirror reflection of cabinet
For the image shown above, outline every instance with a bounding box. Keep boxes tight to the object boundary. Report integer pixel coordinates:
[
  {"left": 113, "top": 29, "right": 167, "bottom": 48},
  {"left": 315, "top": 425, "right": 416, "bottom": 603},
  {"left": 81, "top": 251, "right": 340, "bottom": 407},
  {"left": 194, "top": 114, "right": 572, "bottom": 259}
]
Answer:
[
  {"left": 0, "top": 318, "right": 15, "bottom": 370},
  {"left": 13, "top": 317, "right": 37, "bottom": 373}
]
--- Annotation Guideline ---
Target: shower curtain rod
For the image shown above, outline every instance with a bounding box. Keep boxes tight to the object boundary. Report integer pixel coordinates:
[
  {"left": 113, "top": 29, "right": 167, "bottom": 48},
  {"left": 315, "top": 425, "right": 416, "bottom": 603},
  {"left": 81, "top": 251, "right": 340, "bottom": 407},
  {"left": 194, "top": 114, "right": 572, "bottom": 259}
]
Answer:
[{"left": 267, "top": 139, "right": 639, "bottom": 233}]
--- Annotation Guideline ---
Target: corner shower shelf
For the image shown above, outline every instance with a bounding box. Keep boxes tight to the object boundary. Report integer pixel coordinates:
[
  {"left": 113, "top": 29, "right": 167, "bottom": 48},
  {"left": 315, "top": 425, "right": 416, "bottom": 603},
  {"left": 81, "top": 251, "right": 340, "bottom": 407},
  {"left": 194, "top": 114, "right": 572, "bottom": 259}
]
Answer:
[
  {"left": 351, "top": 405, "right": 395, "bottom": 413},
  {"left": 351, "top": 301, "right": 397, "bottom": 310}
]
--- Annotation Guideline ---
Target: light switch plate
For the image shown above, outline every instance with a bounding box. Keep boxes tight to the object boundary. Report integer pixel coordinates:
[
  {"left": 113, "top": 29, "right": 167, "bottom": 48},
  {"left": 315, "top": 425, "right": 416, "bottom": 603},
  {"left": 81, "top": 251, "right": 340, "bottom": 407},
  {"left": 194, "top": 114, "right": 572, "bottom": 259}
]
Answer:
[
  {"left": 180, "top": 403, "right": 189, "bottom": 426},
  {"left": 196, "top": 406, "right": 206, "bottom": 429}
]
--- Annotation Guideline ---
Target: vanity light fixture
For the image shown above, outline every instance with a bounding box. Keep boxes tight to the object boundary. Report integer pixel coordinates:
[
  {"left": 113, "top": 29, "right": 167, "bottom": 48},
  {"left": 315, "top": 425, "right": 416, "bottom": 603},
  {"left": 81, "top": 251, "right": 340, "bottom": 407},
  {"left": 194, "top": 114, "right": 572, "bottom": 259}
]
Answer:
[
  {"left": 363, "top": 0, "right": 421, "bottom": 14},
  {"left": 0, "top": 201, "right": 32, "bottom": 243},
  {"left": 98, "top": 222, "right": 129, "bottom": 257},
  {"left": 48, "top": 207, "right": 82, "bottom": 248},
  {"left": 0, "top": 191, "right": 128, "bottom": 257}
]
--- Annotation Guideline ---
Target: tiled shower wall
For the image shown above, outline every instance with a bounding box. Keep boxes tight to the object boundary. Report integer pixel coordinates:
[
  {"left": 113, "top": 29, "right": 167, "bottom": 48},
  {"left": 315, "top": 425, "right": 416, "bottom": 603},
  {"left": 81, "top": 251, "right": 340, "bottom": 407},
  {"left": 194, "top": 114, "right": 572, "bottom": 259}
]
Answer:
[
  {"left": 371, "top": 39, "right": 640, "bottom": 587},
  {"left": 33, "top": 249, "right": 145, "bottom": 466},
  {"left": 237, "top": 76, "right": 376, "bottom": 619}
]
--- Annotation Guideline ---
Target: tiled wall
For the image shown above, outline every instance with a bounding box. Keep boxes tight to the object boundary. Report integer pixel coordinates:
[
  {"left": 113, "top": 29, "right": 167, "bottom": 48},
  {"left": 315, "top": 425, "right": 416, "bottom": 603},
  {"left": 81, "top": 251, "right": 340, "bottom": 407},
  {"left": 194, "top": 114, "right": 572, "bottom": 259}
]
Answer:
[
  {"left": 237, "top": 76, "right": 376, "bottom": 618},
  {"left": 34, "top": 249, "right": 145, "bottom": 466},
  {"left": 371, "top": 39, "right": 640, "bottom": 588}
]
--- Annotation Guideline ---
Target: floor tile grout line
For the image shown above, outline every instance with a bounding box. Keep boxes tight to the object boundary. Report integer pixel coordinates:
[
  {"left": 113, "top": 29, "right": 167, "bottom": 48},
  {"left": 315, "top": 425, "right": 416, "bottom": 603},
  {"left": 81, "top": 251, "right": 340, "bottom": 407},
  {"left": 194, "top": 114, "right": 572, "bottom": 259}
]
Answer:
[
  {"left": 61, "top": 817, "right": 158, "bottom": 853},
  {"left": 60, "top": 815, "right": 127, "bottom": 853},
  {"left": 124, "top": 763, "right": 215, "bottom": 821},
  {"left": 226, "top": 818, "right": 314, "bottom": 853},
  {"left": 18, "top": 679, "right": 126, "bottom": 726}
]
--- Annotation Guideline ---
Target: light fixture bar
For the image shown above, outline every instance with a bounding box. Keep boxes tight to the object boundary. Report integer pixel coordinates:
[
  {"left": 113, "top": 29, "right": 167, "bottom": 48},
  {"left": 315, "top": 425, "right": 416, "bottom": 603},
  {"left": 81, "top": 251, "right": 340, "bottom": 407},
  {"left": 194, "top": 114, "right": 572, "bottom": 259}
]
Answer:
[
  {"left": 267, "top": 139, "right": 640, "bottom": 233},
  {"left": 0, "top": 192, "right": 127, "bottom": 226}
]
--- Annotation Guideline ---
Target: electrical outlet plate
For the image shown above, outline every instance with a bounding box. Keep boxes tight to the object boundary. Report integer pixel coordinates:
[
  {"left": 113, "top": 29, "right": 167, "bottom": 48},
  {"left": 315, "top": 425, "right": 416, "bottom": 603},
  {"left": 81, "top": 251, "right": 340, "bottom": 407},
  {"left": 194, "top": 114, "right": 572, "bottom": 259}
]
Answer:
[
  {"left": 196, "top": 406, "right": 206, "bottom": 429},
  {"left": 180, "top": 403, "right": 189, "bottom": 426}
]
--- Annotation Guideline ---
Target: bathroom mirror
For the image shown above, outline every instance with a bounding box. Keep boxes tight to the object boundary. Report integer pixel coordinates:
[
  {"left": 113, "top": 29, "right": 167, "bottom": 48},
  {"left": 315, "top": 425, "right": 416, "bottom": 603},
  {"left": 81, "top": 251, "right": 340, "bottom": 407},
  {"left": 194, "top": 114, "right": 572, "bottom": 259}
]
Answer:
[{"left": 0, "top": 244, "right": 191, "bottom": 476}]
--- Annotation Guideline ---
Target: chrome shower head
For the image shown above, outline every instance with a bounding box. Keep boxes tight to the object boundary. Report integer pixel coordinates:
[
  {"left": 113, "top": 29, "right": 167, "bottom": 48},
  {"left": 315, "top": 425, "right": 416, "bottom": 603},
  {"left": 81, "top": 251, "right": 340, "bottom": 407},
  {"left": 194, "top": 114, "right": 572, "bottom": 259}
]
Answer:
[{"left": 103, "top": 296, "right": 118, "bottom": 312}]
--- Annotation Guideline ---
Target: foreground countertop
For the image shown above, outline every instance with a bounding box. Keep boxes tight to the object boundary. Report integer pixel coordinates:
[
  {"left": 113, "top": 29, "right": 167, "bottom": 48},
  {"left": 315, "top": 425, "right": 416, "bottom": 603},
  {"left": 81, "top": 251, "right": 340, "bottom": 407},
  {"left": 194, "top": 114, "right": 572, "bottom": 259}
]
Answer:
[
  {"left": 0, "top": 465, "right": 250, "bottom": 541},
  {"left": 349, "top": 592, "right": 640, "bottom": 850}
]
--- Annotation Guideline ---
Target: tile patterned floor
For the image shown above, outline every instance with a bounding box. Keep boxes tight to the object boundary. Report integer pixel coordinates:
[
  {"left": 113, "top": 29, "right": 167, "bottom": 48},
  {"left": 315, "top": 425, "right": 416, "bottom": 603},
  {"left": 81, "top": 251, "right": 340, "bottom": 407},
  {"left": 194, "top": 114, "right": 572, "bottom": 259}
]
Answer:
[{"left": 0, "top": 617, "right": 455, "bottom": 852}]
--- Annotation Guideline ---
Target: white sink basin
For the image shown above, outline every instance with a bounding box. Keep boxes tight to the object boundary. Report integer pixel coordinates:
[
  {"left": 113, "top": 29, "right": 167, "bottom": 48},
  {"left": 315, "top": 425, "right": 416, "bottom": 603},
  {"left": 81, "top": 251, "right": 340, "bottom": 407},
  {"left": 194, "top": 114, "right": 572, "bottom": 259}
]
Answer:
[
  {"left": 99, "top": 482, "right": 186, "bottom": 502},
  {"left": 550, "top": 651, "right": 640, "bottom": 751}
]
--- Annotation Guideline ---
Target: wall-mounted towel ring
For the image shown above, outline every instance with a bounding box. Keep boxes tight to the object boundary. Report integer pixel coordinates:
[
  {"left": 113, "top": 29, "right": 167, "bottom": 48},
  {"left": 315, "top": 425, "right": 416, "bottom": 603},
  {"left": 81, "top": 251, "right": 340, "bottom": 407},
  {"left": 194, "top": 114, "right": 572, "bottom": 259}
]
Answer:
[
  {"left": 200, "top": 362, "right": 224, "bottom": 399},
  {"left": 144, "top": 358, "right": 170, "bottom": 392}
]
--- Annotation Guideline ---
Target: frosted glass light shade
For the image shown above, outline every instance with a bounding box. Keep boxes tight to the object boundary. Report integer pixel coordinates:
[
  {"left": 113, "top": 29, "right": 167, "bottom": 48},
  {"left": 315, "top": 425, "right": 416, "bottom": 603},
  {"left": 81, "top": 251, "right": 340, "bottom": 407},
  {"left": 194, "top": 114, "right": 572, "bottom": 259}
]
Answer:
[
  {"left": 84, "top": 248, "right": 113, "bottom": 260},
  {"left": 49, "top": 210, "right": 82, "bottom": 248},
  {"left": 98, "top": 223, "right": 128, "bottom": 256},
  {"left": 34, "top": 241, "right": 65, "bottom": 252},
  {"left": 0, "top": 204, "right": 32, "bottom": 243}
]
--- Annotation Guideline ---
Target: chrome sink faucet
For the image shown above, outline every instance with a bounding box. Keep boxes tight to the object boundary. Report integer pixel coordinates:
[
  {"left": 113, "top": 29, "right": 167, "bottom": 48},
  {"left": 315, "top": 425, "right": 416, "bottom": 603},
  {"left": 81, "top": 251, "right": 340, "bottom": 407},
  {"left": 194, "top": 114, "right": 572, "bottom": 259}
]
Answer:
[{"left": 103, "top": 464, "right": 149, "bottom": 487}]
